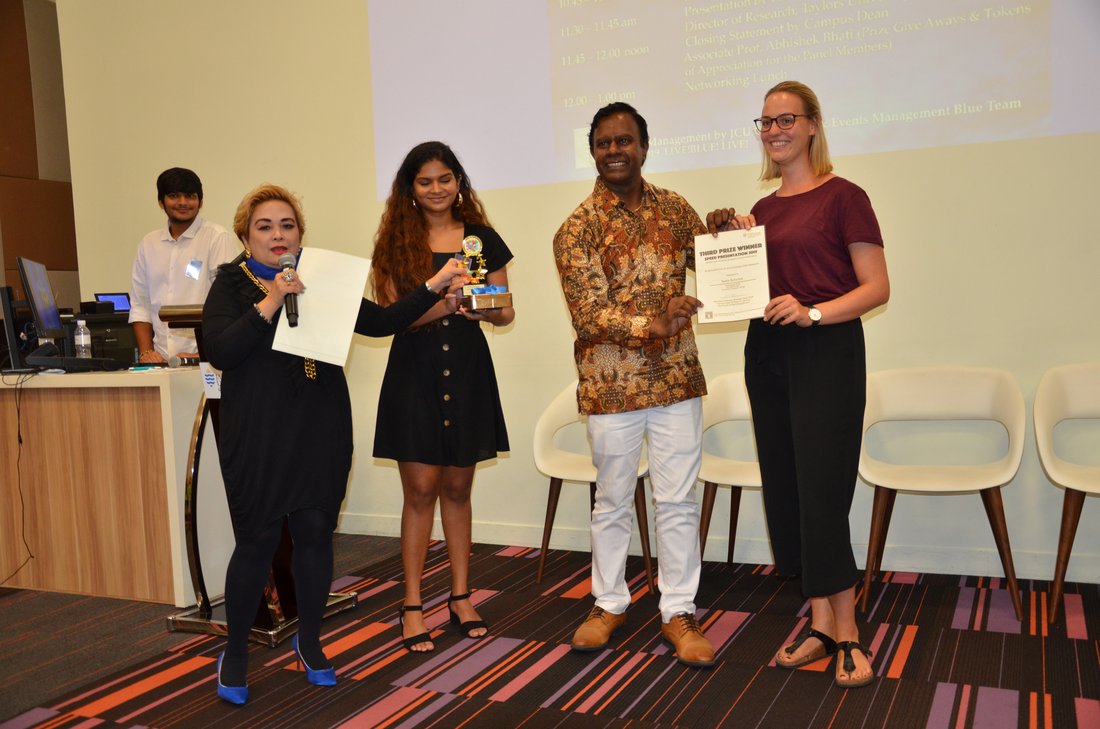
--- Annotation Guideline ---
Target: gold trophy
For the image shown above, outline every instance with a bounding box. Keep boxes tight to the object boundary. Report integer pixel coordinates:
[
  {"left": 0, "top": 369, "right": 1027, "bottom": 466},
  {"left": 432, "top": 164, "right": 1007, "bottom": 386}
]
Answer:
[{"left": 456, "top": 235, "right": 511, "bottom": 310}]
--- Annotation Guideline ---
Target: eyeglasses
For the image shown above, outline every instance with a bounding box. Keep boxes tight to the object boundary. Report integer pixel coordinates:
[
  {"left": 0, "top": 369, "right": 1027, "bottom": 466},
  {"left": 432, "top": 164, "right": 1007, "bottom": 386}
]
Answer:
[{"left": 753, "top": 114, "right": 811, "bottom": 132}]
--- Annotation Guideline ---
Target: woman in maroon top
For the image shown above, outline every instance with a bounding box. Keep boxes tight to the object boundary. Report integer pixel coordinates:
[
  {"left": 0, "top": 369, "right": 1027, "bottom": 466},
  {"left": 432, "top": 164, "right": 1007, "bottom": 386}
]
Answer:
[{"left": 707, "top": 81, "right": 889, "bottom": 688}]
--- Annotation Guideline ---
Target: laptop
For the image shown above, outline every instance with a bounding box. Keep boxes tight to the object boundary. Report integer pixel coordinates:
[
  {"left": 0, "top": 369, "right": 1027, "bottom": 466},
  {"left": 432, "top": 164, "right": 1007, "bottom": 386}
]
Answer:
[{"left": 94, "top": 292, "right": 132, "bottom": 312}]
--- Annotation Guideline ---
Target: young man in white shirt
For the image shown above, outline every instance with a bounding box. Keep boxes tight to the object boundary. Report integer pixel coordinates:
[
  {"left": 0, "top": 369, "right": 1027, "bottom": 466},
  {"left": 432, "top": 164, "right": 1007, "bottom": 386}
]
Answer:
[{"left": 129, "top": 167, "right": 237, "bottom": 363}]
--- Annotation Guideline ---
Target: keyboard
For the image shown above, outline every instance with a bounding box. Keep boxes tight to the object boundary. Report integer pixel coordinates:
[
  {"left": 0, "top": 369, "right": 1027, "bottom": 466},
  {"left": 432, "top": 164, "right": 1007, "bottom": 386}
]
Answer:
[{"left": 25, "top": 343, "right": 127, "bottom": 372}]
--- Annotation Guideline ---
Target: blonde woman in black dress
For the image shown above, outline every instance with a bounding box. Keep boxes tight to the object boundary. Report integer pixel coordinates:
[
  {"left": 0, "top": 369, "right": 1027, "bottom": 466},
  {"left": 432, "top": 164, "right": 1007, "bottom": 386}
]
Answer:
[{"left": 204, "top": 183, "right": 466, "bottom": 703}]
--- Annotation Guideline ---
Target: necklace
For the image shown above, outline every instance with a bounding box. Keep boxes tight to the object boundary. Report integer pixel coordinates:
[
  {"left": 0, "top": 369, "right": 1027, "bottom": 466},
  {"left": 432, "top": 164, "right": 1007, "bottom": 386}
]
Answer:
[{"left": 239, "top": 261, "right": 316, "bottom": 380}]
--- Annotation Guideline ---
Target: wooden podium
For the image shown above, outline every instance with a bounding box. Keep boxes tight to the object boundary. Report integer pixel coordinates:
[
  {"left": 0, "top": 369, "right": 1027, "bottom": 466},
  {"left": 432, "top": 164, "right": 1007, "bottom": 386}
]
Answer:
[{"left": 160, "top": 305, "right": 356, "bottom": 646}]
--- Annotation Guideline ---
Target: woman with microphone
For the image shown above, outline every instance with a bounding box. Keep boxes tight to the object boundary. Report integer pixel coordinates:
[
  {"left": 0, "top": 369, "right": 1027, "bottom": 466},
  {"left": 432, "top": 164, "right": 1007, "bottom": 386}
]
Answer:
[{"left": 202, "top": 183, "right": 467, "bottom": 704}]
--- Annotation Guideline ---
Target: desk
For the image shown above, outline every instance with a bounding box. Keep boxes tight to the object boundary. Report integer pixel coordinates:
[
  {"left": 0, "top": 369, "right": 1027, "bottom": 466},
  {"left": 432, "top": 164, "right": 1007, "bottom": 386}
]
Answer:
[{"left": 0, "top": 369, "right": 232, "bottom": 606}]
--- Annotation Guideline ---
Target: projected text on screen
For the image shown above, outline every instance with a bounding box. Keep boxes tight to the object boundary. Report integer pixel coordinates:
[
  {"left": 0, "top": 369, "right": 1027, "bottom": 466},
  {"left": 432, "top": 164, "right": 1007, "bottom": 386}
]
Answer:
[{"left": 369, "top": 0, "right": 1097, "bottom": 193}]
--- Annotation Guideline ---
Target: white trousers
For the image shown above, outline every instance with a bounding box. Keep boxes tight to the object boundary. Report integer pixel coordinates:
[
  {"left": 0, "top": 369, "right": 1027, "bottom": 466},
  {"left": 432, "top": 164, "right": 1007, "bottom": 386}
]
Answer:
[{"left": 587, "top": 397, "right": 703, "bottom": 623}]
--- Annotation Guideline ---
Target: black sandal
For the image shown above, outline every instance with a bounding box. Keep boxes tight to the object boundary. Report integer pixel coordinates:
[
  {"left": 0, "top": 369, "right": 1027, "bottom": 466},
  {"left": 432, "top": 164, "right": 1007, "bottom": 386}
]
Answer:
[
  {"left": 776, "top": 627, "right": 838, "bottom": 669},
  {"left": 834, "top": 641, "right": 875, "bottom": 688},
  {"left": 448, "top": 592, "right": 488, "bottom": 639},
  {"left": 398, "top": 605, "right": 434, "bottom": 652}
]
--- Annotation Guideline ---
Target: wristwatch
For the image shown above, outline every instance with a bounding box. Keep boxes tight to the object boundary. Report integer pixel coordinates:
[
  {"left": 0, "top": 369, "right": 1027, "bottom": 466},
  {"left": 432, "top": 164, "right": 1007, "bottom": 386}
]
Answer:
[{"left": 808, "top": 306, "right": 822, "bottom": 326}]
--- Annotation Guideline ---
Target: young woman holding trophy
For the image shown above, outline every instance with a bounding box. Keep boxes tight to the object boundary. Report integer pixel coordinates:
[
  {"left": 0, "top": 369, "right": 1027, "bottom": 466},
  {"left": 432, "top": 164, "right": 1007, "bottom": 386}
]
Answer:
[{"left": 370, "top": 141, "right": 514, "bottom": 653}]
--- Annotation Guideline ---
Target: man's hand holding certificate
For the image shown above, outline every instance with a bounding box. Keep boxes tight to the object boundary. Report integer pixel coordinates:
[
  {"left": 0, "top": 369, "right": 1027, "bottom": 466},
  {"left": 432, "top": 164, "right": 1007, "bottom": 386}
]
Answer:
[{"left": 694, "top": 226, "right": 769, "bottom": 323}]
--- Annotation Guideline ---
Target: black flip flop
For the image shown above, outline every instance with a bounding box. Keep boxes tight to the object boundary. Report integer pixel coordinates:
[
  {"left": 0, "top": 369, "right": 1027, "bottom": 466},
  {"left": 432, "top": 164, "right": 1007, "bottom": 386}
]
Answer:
[
  {"left": 776, "top": 626, "right": 838, "bottom": 669},
  {"left": 834, "top": 641, "right": 875, "bottom": 688}
]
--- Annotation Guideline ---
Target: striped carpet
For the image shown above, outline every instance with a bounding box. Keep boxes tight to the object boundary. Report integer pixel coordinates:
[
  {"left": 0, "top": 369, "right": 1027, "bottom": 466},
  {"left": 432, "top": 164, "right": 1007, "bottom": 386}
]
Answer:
[{"left": 2, "top": 538, "right": 1098, "bottom": 728}]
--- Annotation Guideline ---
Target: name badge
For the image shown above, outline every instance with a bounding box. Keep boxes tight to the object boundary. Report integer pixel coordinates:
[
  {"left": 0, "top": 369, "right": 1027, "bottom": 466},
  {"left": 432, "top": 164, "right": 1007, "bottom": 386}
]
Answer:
[{"left": 185, "top": 259, "right": 203, "bottom": 281}]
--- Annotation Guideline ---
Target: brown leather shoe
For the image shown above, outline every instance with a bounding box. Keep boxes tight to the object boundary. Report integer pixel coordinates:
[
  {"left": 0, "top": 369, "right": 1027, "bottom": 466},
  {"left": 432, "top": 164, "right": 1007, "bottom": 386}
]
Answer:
[
  {"left": 661, "top": 613, "right": 716, "bottom": 668},
  {"left": 571, "top": 606, "right": 627, "bottom": 652}
]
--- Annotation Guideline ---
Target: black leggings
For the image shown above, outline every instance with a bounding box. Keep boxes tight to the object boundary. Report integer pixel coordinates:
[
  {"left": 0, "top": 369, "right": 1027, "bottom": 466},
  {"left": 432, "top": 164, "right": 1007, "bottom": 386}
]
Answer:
[
  {"left": 222, "top": 508, "right": 335, "bottom": 675},
  {"left": 745, "top": 318, "right": 866, "bottom": 598}
]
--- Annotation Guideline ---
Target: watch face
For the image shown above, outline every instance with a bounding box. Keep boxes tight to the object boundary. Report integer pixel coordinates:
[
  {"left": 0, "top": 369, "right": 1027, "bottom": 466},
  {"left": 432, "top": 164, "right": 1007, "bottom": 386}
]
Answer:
[{"left": 809, "top": 307, "right": 822, "bottom": 322}]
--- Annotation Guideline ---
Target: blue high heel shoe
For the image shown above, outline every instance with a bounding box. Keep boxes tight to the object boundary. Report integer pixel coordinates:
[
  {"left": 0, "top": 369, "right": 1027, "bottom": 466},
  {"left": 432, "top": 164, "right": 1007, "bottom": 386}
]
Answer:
[
  {"left": 216, "top": 652, "right": 248, "bottom": 705},
  {"left": 293, "top": 634, "right": 336, "bottom": 686}
]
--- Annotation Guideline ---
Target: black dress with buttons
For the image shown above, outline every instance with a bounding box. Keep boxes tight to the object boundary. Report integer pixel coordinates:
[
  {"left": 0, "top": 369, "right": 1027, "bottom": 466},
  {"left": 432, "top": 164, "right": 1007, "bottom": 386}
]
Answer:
[{"left": 373, "top": 224, "right": 511, "bottom": 466}]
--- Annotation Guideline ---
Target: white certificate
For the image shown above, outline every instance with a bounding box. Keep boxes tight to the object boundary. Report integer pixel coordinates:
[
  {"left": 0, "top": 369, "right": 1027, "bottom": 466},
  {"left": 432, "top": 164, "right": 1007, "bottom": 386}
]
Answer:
[
  {"left": 271, "top": 248, "right": 372, "bottom": 367},
  {"left": 694, "top": 227, "right": 769, "bottom": 324}
]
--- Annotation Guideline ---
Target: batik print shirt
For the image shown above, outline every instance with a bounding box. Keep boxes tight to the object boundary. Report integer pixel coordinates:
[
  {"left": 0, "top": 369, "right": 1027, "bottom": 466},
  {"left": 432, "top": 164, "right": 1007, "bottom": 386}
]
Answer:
[{"left": 553, "top": 178, "right": 708, "bottom": 415}]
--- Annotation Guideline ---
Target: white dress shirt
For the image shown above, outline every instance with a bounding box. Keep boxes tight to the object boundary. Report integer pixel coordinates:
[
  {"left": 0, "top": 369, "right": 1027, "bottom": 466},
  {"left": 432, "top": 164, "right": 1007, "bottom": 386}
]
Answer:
[{"left": 129, "top": 217, "right": 238, "bottom": 358}]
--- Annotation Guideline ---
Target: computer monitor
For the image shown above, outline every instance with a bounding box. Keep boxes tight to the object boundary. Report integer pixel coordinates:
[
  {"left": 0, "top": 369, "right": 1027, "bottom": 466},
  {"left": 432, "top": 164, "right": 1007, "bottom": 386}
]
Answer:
[
  {"left": 94, "top": 292, "right": 131, "bottom": 312},
  {"left": 17, "top": 257, "right": 65, "bottom": 340},
  {"left": 1, "top": 286, "right": 34, "bottom": 373}
]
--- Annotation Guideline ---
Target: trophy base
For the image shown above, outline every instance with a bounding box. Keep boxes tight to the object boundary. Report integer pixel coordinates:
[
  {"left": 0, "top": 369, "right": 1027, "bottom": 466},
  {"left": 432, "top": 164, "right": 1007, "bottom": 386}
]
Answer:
[{"left": 457, "top": 292, "right": 512, "bottom": 310}]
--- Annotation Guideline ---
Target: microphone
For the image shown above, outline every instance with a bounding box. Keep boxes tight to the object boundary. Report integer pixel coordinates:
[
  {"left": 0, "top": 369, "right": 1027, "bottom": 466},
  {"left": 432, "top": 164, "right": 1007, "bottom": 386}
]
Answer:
[
  {"left": 168, "top": 355, "right": 200, "bottom": 368},
  {"left": 278, "top": 252, "right": 299, "bottom": 327}
]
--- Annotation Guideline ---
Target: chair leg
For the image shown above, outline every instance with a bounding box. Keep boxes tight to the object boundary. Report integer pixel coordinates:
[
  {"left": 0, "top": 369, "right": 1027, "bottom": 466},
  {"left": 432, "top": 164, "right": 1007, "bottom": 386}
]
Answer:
[
  {"left": 727, "top": 486, "right": 743, "bottom": 564},
  {"left": 699, "top": 482, "right": 717, "bottom": 559},
  {"left": 979, "top": 487, "right": 1024, "bottom": 622},
  {"left": 633, "top": 477, "right": 657, "bottom": 594},
  {"left": 875, "top": 489, "right": 897, "bottom": 575},
  {"left": 1049, "top": 488, "right": 1086, "bottom": 624},
  {"left": 536, "top": 478, "right": 563, "bottom": 584},
  {"left": 861, "top": 485, "right": 894, "bottom": 612}
]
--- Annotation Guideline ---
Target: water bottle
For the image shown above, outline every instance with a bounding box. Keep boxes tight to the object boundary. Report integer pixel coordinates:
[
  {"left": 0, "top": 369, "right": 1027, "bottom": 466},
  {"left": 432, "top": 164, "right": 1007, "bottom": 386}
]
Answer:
[{"left": 74, "top": 320, "right": 92, "bottom": 358}]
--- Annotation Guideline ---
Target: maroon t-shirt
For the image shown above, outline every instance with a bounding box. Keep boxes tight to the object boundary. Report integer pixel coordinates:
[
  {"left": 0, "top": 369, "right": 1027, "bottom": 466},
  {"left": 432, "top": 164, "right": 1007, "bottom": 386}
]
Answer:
[{"left": 750, "top": 176, "right": 883, "bottom": 305}]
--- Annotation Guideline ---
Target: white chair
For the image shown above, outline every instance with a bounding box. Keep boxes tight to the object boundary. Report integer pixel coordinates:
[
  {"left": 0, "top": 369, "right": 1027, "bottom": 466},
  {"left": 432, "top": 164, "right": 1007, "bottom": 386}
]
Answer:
[
  {"left": 1034, "top": 362, "right": 1100, "bottom": 623},
  {"left": 532, "top": 380, "right": 655, "bottom": 591},
  {"left": 698, "top": 372, "right": 762, "bottom": 563},
  {"left": 859, "top": 367, "right": 1026, "bottom": 620}
]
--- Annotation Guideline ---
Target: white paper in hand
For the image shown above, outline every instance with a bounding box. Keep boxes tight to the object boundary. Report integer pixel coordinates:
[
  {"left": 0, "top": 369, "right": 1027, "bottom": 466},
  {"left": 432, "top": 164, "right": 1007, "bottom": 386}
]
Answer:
[
  {"left": 271, "top": 248, "right": 372, "bottom": 367},
  {"left": 694, "top": 226, "right": 770, "bottom": 324}
]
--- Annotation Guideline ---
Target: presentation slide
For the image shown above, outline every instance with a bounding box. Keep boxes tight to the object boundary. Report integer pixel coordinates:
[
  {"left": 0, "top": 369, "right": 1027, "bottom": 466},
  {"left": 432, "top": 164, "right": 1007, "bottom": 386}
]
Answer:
[{"left": 368, "top": 0, "right": 1099, "bottom": 194}]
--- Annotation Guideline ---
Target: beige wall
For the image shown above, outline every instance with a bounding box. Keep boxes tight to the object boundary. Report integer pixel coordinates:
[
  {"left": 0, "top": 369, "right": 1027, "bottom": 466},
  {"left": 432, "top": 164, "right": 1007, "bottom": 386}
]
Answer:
[{"left": 57, "top": 0, "right": 1100, "bottom": 582}]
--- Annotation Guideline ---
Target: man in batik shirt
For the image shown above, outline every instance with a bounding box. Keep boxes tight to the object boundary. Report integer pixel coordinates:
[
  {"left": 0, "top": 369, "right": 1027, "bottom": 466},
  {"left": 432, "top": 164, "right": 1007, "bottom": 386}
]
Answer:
[{"left": 553, "top": 102, "right": 716, "bottom": 668}]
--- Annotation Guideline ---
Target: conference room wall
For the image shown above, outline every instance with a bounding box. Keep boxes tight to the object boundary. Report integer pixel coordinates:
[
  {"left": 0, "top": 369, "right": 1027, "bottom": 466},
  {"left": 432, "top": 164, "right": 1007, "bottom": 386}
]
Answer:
[{"left": 56, "top": 0, "right": 1100, "bottom": 583}]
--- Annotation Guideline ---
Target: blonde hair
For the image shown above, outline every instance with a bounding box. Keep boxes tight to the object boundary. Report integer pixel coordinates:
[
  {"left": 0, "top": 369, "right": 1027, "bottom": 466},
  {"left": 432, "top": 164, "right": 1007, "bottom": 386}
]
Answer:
[
  {"left": 233, "top": 183, "right": 306, "bottom": 242},
  {"left": 759, "top": 80, "right": 833, "bottom": 181}
]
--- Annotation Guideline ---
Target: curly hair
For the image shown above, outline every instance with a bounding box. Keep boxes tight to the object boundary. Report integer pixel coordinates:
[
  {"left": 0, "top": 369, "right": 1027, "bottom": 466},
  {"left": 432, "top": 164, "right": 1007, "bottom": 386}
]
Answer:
[
  {"left": 233, "top": 183, "right": 306, "bottom": 243},
  {"left": 371, "top": 142, "right": 489, "bottom": 305}
]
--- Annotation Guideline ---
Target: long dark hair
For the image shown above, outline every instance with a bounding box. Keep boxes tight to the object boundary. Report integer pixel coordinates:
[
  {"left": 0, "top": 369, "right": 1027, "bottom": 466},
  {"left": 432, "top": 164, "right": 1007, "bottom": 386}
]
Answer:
[{"left": 371, "top": 141, "right": 490, "bottom": 304}]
